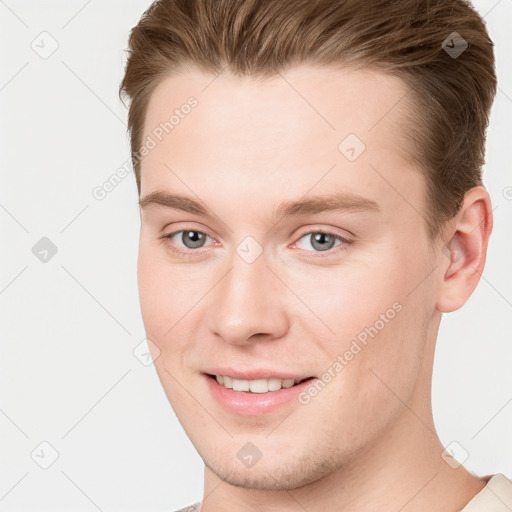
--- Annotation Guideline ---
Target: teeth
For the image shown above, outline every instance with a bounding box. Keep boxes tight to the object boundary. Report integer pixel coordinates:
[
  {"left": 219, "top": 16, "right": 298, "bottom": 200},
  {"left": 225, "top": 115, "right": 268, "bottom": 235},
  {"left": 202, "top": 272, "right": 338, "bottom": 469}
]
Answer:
[
  {"left": 249, "top": 379, "right": 268, "bottom": 393},
  {"left": 232, "top": 379, "right": 250, "bottom": 391},
  {"left": 215, "top": 375, "right": 303, "bottom": 393},
  {"left": 268, "top": 378, "right": 283, "bottom": 391},
  {"left": 222, "top": 375, "right": 233, "bottom": 388}
]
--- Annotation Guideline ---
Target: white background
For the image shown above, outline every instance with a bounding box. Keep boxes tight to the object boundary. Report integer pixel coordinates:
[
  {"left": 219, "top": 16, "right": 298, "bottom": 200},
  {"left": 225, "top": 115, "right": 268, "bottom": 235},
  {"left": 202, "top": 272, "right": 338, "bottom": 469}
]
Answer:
[{"left": 0, "top": 1, "right": 511, "bottom": 510}]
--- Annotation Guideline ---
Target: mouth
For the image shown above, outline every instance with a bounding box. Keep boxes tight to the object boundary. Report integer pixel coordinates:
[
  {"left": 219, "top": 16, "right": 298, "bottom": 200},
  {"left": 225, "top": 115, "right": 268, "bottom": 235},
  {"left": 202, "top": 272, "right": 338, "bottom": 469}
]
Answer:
[{"left": 205, "top": 373, "right": 315, "bottom": 394}]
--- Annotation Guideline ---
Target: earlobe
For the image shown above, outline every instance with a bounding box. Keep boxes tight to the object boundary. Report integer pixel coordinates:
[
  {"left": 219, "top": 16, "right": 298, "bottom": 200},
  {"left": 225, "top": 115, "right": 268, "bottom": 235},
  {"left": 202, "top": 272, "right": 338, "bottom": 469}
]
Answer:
[{"left": 436, "top": 186, "right": 493, "bottom": 313}]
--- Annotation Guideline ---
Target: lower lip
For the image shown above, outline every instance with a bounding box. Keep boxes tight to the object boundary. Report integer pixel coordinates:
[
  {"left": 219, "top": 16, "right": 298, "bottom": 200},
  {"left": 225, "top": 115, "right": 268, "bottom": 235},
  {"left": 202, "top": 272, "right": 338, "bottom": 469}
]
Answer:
[{"left": 204, "top": 374, "right": 315, "bottom": 416}]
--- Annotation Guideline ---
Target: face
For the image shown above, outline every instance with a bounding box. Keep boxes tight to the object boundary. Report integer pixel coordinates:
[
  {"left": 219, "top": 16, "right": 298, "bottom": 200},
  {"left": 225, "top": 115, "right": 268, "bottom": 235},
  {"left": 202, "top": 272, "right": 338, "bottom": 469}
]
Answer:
[{"left": 137, "top": 64, "right": 442, "bottom": 490}]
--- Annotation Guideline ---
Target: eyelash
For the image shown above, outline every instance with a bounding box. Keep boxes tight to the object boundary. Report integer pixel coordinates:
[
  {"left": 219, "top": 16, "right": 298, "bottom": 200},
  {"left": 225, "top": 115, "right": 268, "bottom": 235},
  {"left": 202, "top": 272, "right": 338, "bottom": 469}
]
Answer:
[{"left": 160, "top": 228, "right": 352, "bottom": 258}]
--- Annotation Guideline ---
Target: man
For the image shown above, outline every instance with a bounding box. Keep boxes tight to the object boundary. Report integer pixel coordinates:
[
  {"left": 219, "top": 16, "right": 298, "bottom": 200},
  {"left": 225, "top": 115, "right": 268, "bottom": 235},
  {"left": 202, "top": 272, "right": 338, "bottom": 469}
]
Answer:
[{"left": 119, "top": 0, "right": 512, "bottom": 510}]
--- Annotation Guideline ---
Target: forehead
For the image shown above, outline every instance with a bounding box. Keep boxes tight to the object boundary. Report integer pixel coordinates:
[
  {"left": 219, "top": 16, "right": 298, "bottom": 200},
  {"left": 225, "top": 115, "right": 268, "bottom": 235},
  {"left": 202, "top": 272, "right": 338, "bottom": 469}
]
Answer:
[
  {"left": 143, "top": 64, "right": 413, "bottom": 152},
  {"left": 140, "top": 64, "right": 423, "bottom": 221}
]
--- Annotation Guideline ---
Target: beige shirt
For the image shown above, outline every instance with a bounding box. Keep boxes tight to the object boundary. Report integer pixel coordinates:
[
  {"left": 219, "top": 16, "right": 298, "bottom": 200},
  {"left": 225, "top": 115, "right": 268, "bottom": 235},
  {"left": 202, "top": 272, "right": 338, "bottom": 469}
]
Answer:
[
  {"left": 173, "top": 473, "right": 512, "bottom": 512},
  {"left": 460, "top": 473, "right": 512, "bottom": 511}
]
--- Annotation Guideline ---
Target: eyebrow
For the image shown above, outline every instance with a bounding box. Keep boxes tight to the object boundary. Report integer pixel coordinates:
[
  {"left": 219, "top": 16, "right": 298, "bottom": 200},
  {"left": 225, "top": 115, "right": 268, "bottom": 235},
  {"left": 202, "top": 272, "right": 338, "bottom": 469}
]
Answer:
[
  {"left": 139, "top": 190, "right": 208, "bottom": 215},
  {"left": 138, "top": 189, "right": 380, "bottom": 220}
]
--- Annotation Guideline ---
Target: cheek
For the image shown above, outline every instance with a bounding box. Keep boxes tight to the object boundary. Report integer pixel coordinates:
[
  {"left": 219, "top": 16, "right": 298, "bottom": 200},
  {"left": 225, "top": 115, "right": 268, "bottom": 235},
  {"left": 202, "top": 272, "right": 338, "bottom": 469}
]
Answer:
[
  {"left": 137, "top": 248, "right": 165, "bottom": 335},
  {"left": 137, "top": 242, "right": 186, "bottom": 341},
  {"left": 288, "top": 252, "right": 428, "bottom": 394},
  {"left": 288, "top": 258, "right": 408, "bottom": 346},
  {"left": 137, "top": 241, "right": 208, "bottom": 372},
  {"left": 295, "top": 238, "right": 432, "bottom": 340},
  {"left": 137, "top": 246, "right": 201, "bottom": 412}
]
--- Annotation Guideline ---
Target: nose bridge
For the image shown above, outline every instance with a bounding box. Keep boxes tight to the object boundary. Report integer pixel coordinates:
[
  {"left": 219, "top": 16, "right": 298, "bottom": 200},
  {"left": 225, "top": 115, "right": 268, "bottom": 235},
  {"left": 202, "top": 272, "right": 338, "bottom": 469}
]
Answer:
[{"left": 208, "top": 246, "right": 289, "bottom": 344}]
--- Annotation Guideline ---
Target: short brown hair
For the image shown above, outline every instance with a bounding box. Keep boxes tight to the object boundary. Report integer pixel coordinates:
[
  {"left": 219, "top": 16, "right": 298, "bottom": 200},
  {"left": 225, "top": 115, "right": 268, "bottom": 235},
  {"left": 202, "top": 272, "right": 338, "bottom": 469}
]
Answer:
[{"left": 119, "top": 0, "right": 497, "bottom": 238}]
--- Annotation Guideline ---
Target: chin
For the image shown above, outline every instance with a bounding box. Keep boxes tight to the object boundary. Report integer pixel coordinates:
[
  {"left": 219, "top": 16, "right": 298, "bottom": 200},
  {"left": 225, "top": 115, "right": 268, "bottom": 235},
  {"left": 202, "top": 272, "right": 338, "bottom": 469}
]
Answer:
[{"left": 203, "top": 450, "right": 339, "bottom": 491}]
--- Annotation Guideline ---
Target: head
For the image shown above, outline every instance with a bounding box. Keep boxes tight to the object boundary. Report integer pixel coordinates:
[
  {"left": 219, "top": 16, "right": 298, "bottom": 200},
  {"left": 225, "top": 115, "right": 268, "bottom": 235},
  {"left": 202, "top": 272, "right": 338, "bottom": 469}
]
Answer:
[{"left": 120, "top": 0, "right": 496, "bottom": 491}]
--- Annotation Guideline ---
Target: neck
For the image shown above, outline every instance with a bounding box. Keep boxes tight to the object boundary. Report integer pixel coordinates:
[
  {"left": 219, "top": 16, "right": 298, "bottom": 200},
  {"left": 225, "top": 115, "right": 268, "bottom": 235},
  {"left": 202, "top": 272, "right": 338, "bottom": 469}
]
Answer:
[
  {"left": 201, "top": 413, "right": 486, "bottom": 512},
  {"left": 200, "top": 335, "right": 486, "bottom": 512}
]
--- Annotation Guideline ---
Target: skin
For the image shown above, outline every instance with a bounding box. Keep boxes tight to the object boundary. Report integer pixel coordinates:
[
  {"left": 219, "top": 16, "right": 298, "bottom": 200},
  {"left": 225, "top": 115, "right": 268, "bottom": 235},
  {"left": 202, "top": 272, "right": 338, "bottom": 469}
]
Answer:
[{"left": 137, "top": 64, "right": 493, "bottom": 511}]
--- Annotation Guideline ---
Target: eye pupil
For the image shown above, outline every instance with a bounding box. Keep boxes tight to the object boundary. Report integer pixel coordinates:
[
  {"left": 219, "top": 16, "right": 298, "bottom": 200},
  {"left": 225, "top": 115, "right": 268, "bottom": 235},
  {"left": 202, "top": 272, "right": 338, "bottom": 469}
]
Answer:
[
  {"left": 182, "top": 230, "right": 206, "bottom": 248},
  {"left": 311, "top": 232, "right": 336, "bottom": 251}
]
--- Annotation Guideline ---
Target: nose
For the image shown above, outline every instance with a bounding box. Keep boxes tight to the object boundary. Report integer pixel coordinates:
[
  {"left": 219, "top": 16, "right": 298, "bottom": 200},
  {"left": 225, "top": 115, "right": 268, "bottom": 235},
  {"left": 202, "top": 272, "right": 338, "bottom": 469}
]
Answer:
[{"left": 207, "top": 249, "right": 290, "bottom": 346}]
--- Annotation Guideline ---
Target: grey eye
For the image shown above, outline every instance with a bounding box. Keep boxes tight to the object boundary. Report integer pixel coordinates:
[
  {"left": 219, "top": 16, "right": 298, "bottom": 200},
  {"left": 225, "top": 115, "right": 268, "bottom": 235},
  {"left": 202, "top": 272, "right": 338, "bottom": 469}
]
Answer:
[
  {"left": 180, "top": 230, "right": 207, "bottom": 248},
  {"left": 309, "top": 232, "right": 337, "bottom": 251},
  {"left": 296, "top": 232, "right": 345, "bottom": 252}
]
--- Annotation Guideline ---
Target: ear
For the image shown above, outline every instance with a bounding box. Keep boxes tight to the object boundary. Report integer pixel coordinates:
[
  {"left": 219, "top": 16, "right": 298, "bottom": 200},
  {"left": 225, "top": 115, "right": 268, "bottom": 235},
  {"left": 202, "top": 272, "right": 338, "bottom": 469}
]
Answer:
[{"left": 436, "top": 186, "right": 493, "bottom": 313}]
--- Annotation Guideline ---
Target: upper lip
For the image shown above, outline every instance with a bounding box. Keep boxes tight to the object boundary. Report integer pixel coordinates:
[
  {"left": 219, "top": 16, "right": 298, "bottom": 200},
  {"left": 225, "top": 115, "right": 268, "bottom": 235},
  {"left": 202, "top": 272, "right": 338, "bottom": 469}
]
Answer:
[{"left": 204, "top": 367, "right": 315, "bottom": 381}]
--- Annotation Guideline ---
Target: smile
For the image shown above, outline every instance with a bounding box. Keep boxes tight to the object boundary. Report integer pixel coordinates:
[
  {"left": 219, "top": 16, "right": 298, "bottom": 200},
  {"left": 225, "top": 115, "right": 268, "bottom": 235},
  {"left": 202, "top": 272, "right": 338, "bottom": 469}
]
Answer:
[
  {"left": 210, "top": 374, "right": 311, "bottom": 394},
  {"left": 204, "top": 373, "right": 317, "bottom": 416}
]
